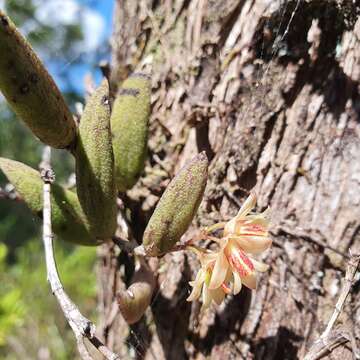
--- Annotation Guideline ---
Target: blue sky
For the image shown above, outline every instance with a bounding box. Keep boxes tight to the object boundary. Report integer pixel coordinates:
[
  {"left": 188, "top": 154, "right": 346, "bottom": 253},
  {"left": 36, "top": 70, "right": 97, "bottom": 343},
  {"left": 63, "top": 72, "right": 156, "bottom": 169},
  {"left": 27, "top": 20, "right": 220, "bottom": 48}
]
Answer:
[
  {"left": 0, "top": 0, "right": 115, "bottom": 96},
  {"left": 45, "top": 0, "right": 115, "bottom": 96},
  {"left": 77, "top": 0, "right": 114, "bottom": 38}
]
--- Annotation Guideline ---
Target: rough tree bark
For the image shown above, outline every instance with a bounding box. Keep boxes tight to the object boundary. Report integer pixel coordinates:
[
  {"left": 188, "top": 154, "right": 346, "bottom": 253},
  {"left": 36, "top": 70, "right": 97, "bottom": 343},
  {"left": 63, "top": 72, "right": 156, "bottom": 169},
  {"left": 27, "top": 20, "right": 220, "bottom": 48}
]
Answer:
[{"left": 97, "top": 1, "right": 360, "bottom": 359}]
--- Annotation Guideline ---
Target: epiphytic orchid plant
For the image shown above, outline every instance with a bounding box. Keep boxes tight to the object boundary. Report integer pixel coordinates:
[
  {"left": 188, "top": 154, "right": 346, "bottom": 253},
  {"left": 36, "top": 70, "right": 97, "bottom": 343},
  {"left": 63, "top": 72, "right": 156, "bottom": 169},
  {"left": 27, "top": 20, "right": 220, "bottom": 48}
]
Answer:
[{"left": 0, "top": 8, "right": 272, "bottom": 358}]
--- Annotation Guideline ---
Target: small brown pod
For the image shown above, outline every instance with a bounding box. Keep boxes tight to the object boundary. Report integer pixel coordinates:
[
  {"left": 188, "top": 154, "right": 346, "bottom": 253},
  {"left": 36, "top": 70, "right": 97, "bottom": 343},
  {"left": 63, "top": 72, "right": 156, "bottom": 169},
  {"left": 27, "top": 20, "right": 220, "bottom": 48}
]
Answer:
[
  {"left": 0, "top": 11, "right": 75, "bottom": 148},
  {"left": 117, "top": 263, "right": 155, "bottom": 324}
]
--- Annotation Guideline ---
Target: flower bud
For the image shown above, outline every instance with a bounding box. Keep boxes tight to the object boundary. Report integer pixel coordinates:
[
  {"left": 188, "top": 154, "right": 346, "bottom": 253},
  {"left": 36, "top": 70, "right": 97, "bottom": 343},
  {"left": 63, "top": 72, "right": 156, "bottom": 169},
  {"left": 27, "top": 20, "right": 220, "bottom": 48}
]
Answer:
[
  {"left": 110, "top": 73, "right": 151, "bottom": 192},
  {"left": 75, "top": 80, "right": 117, "bottom": 240},
  {"left": 117, "top": 263, "right": 155, "bottom": 324},
  {"left": 142, "top": 152, "right": 208, "bottom": 256},
  {"left": 0, "top": 158, "right": 98, "bottom": 245},
  {"left": 0, "top": 11, "right": 76, "bottom": 148}
]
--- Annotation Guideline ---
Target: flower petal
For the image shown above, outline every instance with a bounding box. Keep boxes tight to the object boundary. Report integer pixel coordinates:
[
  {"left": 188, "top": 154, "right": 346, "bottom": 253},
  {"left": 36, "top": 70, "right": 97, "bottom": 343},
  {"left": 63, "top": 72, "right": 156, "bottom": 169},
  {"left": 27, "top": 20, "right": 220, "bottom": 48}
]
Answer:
[
  {"left": 210, "top": 287, "right": 226, "bottom": 305},
  {"left": 241, "top": 272, "right": 257, "bottom": 290},
  {"left": 224, "top": 218, "right": 237, "bottom": 235},
  {"left": 187, "top": 269, "right": 205, "bottom": 302},
  {"left": 244, "top": 208, "right": 270, "bottom": 226},
  {"left": 224, "top": 193, "right": 257, "bottom": 235},
  {"left": 236, "top": 193, "right": 257, "bottom": 219},
  {"left": 221, "top": 283, "right": 232, "bottom": 294},
  {"left": 202, "top": 285, "right": 212, "bottom": 309},
  {"left": 232, "top": 271, "right": 242, "bottom": 295},
  {"left": 240, "top": 223, "right": 268, "bottom": 236},
  {"left": 249, "top": 257, "right": 269, "bottom": 272},
  {"left": 232, "top": 235, "right": 272, "bottom": 254},
  {"left": 187, "top": 285, "right": 202, "bottom": 302},
  {"left": 208, "top": 251, "right": 228, "bottom": 290},
  {"left": 225, "top": 242, "right": 254, "bottom": 277}
]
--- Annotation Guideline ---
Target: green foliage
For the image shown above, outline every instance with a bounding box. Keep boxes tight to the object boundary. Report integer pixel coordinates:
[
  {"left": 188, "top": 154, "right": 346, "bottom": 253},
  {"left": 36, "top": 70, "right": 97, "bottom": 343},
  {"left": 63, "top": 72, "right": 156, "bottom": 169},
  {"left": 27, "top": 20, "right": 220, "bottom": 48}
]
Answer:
[
  {"left": 0, "top": 289, "right": 25, "bottom": 346},
  {"left": 0, "top": 244, "right": 25, "bottom": 346},
  {"left": 0, "top": 241, "right": 97, "bottom": 359},
  {"left": 5, "top": 0, "right": 83, "bottom": 55}
]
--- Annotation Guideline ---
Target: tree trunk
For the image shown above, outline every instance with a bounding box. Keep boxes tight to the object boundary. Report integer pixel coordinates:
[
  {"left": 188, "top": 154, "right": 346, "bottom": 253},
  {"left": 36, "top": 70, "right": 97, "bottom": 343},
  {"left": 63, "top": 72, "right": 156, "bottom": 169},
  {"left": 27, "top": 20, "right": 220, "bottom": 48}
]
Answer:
[{"left": 97, "top": 1, "right": 360, "bottom": 359}]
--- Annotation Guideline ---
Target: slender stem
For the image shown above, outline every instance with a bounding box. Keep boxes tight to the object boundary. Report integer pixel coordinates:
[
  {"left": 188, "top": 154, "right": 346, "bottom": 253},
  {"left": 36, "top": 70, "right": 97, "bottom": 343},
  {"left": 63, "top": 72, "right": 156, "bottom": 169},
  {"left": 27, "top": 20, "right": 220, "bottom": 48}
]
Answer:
[
  {"left": 304, "top": 251, "right": 360, "bottom": 360},
  {"left": 321, "top": 252, "right": 360, "bottom": 339},
  {"left": 40, "top": 146, "right": 121, "bottom": 360},
  {"left": 204, "top": 222, "right": 226, "bottom": 234}
]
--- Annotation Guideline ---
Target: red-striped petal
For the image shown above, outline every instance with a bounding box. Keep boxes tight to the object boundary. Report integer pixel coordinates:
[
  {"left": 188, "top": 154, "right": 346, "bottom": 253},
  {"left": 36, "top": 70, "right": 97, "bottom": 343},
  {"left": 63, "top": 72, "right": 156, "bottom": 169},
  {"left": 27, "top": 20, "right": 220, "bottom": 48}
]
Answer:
[
  {"left": 225, "top": 242, "right": 254, "bottom": 277},
  {"left": 231, "top": 235, "right": 272, "bottom": 254}
]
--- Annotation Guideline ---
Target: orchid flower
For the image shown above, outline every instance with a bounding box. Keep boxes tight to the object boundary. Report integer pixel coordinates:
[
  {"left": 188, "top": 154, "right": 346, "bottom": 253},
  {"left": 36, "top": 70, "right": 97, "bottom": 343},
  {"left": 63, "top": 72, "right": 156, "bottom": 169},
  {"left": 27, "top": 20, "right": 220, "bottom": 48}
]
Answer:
[
  {"left": 186, "top": 250, "right": 227, "bottom": 309},
  {"left": 209, "top": 193, "right": 271, "bottom": 291},
  {"left": 187, "top": 193, "right": 272, "bottom": 308}
]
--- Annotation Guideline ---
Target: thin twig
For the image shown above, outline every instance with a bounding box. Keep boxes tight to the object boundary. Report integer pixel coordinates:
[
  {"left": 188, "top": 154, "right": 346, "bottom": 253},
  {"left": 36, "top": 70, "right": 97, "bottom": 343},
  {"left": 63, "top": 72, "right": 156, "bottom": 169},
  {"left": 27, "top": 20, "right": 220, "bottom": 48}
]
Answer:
[
  {"left": 321, "top": 251, "right": 360, "bottom": 339},
  {"left": 39, "top": 146, "right": 121, "bottom": 360},
  {"left": 304, "top": 251, "right": 360, "bottom": 360},
  {"left": 303, "top": 330, "right": 349, "bottom": 360}
]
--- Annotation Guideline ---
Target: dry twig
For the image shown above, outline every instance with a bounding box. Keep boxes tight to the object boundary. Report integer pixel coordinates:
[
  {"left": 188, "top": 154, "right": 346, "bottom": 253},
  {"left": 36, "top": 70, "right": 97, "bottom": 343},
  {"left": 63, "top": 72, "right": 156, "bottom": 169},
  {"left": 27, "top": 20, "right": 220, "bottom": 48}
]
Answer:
[
  {"left": 39, "top": 146, "right": 121, "bottom": 360},
  {"left": 304, "top": 251, "right": 360, "bottom": 360}
]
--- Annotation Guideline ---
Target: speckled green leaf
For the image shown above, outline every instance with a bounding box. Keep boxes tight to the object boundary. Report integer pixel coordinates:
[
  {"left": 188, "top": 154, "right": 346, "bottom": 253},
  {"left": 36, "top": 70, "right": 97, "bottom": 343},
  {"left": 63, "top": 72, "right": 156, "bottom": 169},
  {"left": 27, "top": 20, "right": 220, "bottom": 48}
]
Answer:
[
  {"left": 0, "top": 11, "right": 76, "bottom": 148},
  {"left": 143, "top": 152, "right": 208, "bottom": 256},
  {"left": 111, "top": 73, "right": 151, "bottom": 192},
  {"left": 0, "top": 158, "right": 98, "bottom": 246},
  {"left": 75, "top": 80, "right": 117, "bottom": 240}
]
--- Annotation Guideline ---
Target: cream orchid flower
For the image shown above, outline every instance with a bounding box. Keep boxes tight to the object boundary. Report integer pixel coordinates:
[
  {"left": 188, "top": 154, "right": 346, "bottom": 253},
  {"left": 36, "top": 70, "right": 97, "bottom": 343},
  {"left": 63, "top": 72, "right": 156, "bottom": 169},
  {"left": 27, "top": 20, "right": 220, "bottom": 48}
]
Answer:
[
  {"left": 187, "top": 193, "right": 272, "bottom": 307},
  {"left": 208, "top": 237, "right": 270, "bottom": 292},
  {"left": 224, "top": 193, "right": 270, "bottom": 239},
  {"left": 209, "top": 193, "right": 271, "bottom": 291},
  {"left": 186, "top": 250, "right": 227, "bottom": 309}
]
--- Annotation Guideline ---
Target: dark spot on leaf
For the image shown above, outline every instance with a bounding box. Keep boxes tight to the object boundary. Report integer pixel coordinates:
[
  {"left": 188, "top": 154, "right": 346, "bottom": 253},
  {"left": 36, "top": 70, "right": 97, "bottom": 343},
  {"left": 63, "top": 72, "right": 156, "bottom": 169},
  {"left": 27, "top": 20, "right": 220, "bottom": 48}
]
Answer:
[
  {"left": 0, "top": 16, "right": 9, "bottom": 27},
  {"left": 29, "top": 73, "right": 39, "bottom": 84},
  {"left": 130, "top": 73, "right": 151, "bottom": 81},
  {"left": 19, "top": 83, "right": 29, "bottom": 94},
  {"left": 102, "top": 95, "right": 109, "bottom": 105},
  {"left": 36, "top": 210, "right": 43, "bottom": 219},
  {"left": 118, "top": 88, "right": 140, "bottom": 97}
]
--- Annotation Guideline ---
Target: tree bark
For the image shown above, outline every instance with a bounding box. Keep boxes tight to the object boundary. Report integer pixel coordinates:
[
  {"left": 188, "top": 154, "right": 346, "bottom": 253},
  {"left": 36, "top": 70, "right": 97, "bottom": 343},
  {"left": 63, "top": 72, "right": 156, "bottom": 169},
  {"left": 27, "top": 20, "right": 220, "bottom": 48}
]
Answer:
[{"left": 98, "top": 1, "right": 360, "bottom": 359}]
